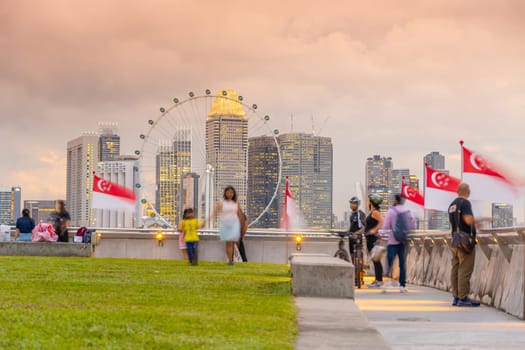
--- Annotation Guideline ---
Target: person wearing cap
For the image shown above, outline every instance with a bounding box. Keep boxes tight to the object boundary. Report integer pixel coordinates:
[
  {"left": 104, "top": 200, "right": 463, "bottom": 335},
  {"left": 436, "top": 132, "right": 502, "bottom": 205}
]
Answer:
[
  {"left": 365, "top": 193, "right": 385, "bottom": 288},
  {"left": 347, "top": 197, "right": 366, "bottom": 265},
  {"left": 15, "top": 209, "right": 35, "bottom": 242}
]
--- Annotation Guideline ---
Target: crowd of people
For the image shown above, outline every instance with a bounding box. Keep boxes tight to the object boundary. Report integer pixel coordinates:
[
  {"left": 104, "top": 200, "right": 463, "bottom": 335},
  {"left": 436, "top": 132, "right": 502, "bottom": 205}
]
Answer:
[
  {"left": 348, "top": 182, "right": 479, "bottom": 306},
  {"left": 14, "top": 200, "right": 70, "bottom": 242}
]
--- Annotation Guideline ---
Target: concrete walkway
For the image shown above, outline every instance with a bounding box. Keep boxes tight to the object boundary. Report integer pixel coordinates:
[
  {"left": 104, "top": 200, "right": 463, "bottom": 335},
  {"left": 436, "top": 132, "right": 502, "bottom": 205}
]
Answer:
[
  {"left": 295, "top": 297, "right": 392, "bottom": 350},
  {"left": 355, "top": 283, "right": 525, "bottom": 350}
]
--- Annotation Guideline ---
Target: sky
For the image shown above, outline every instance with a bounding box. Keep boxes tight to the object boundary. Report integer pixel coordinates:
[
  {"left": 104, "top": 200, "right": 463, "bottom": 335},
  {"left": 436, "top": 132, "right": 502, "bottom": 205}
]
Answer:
[{"left": 1, "top": 0, "right": 525, "bottom": 222}]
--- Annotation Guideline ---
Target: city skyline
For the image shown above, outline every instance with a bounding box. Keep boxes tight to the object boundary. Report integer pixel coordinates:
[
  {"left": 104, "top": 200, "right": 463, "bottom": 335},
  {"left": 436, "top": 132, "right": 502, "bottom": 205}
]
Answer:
[{"left": 2, "top": 1, "right": 525, "bottom": 221}]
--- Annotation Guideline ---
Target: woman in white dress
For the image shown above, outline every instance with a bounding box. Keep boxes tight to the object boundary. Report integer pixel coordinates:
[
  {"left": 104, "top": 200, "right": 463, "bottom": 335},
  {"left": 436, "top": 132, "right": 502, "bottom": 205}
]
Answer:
[{"left": 212, "top": 186, "right": 242, "bottom": 265}]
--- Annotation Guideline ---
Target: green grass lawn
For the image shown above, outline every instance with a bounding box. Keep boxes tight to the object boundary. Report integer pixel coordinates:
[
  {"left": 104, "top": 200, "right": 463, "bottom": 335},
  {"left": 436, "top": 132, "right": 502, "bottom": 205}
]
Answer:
[{"left": 0, "top": 257, "right": 296, "bottom": 349}]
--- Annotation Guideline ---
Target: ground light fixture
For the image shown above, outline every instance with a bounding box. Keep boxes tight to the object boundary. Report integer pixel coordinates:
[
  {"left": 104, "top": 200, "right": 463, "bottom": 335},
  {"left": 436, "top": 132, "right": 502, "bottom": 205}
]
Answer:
[
  {"left": 155, "top": 230, "right": 165, "bottom": 247},
  {"left": 294, "top": 234, "right": 303, "bottom": 251},
  {"left": 93, "top": 232, "right": 102, "bottom": 246}
]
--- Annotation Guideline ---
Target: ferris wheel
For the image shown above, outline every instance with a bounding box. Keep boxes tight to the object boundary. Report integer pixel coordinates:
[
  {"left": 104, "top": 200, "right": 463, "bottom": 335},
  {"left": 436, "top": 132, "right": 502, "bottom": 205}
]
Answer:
[{"left": 135, "top": 89, "right": 282, "bottom": 229}]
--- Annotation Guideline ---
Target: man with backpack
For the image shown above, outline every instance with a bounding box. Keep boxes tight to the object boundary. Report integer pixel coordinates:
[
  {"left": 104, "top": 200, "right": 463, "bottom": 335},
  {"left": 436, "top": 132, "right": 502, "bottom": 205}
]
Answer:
[{"left": 382, "top": 194, "right": 416, "bottom": 293}]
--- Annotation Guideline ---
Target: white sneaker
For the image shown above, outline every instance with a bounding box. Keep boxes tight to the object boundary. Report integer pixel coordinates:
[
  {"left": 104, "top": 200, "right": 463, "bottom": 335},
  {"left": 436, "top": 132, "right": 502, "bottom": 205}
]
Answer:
[{"left": 400, "top": 286, "right": 408, "bottom": 293}]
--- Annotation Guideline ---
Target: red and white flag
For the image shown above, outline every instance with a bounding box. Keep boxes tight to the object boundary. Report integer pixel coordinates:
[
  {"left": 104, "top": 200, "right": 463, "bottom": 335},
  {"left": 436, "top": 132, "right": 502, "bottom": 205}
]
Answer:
[
  {"left": 280, "top": 176, "right": 302, "bottom": 230},
  {"left": 92, "top": 174, "right": 136, "bottom": 212},
  {"left": 425, "top": 165, "right": 461, "bottom": 211},
  {"left": 401, "top": 181, "right": 425, "bottom": 219},
  {"left": 461, "top": 142, "right": 519, "bottom": 203}
]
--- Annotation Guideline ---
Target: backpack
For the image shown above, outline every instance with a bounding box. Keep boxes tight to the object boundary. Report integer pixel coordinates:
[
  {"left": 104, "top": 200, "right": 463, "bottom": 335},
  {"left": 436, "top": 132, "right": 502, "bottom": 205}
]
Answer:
[{"left": 393, "top": 209, "right": 410, "bottom": 242}]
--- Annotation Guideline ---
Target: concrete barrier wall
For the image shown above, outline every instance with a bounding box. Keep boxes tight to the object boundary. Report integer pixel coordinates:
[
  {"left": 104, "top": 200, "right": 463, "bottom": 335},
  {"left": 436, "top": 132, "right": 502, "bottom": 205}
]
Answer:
[
  {"left": 405, "top": 231, "right": 525, "bottom": 319},
  {"left": 92, "top": 233, "right": 341, "bottom": 264}
]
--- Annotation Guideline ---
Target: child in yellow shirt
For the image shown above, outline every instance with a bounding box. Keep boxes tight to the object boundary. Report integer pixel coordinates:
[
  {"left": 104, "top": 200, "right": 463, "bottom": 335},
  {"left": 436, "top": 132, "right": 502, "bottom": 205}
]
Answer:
[{"left": 178, "top": 208, "right": 204, "bottom": 265}]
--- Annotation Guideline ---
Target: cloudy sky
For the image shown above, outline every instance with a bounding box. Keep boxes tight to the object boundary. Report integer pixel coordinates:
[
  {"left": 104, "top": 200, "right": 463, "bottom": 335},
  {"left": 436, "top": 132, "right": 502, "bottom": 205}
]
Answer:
[{"left": 1, "top": 0, "right": 525, "bottom": 221}]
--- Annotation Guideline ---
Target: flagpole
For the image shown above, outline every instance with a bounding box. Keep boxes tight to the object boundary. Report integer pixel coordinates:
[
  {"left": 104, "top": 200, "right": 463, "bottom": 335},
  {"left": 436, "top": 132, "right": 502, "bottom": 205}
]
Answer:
[
  {"left": 283, "top": 176, "right": 289, "bottom": 231},
  {"left": 460, "top": 140, "right": 464, "bottom": 181}
]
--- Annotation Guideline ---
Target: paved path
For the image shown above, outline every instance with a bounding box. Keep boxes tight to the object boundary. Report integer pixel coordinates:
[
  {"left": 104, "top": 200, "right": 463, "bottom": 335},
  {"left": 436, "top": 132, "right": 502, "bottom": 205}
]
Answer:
[
  {"left": 295, "top": 297, "right": 392, "bottom": 350},
  {"left": 355, "top": 283, "right": 525, "bottom": 350}
]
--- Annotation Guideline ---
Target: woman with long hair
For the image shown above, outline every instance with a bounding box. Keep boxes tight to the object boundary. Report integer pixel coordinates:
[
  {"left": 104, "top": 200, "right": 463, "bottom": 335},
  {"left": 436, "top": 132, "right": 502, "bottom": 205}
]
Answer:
[
  {"left": 365, "top": 193, "right": 385, "bottom": 288},
  {"left": 212, "top": 186, "right": 242, "bottom": 265}
]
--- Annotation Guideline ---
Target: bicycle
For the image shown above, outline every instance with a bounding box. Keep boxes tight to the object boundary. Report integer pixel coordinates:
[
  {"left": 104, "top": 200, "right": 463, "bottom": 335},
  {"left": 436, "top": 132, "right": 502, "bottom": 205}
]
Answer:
[{"left": 333, "top": 232, "right": 366, "bottom": 288}]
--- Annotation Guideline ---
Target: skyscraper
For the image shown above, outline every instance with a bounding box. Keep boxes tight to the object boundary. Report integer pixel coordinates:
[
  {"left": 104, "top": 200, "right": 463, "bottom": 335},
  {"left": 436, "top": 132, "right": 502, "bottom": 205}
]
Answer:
[
  {"left": 424, "top": 151, "right": 445, "bottom": 170},
  {"left": 0, "top": 187, "right": 21, "bottom": 225},
  {"left": 96, "top": 155, "right": 140, "bottom": 228},
  {"left": 391, "top": 168, "right": 410, "bottom": 203},
  {"left": 277, "top": 133, "right": 333, "bottom": 229},
  {"left": 206, "top": 90, "right": 248, "bottom": 216},
  {"left": 312, "top": 135, "right": 333, "bottom": 228},
  {"left": 247, "top": 135, "right": 280, "bottom": 228},
  {"left": 366, "top": 155, "right": 393, "bottom": 215},
  {"left": 98, "top": 122, "right": 120, "bottom": 162},
  {"left": 67, "top": 133, "right": 99, "bottom": 227},
  {"left": 155, "top": 127, "right": 192, "bottom": 226},
  {"left": 424, "top": 151, "right": 449, "bottom": 230}
]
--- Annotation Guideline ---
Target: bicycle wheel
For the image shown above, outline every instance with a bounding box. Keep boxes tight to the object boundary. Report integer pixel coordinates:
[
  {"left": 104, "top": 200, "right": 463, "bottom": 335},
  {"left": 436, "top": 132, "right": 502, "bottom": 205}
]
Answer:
[{"left": 355, "top": 251, "right": 362, "bottom": 289}]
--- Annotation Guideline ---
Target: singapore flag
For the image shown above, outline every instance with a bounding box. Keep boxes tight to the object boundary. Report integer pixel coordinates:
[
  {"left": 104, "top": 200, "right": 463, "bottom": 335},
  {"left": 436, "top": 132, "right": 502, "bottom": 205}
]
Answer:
[
  {"left": 401, "top": 181, "right": 425, "bottom": 219},
  {"left": 425, "top": 165, "right": 461, "bottom": 211},
  {"left": 92, "top": 174, "right": 136, "bottom": 212},
  {"left": 461, "top": 142, "right": 519, "bottom": 204}
]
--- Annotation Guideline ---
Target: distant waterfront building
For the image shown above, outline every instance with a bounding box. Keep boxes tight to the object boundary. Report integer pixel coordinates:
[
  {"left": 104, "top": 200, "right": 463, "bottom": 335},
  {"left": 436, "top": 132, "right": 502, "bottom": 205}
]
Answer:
[
  {"left": 277, "top": 133, "right": 333, "bottom": 229},
  {"left": 492, "top": 203, "right": 513, "bottom": 228},
  {"left": 24, "top": 200, "right": 56, "bottom": 224},
  {"left": 247, "top": 135, "right": 280, "bottom": 228},
  {"left": 206, "top": 90, "right": 249, "bottom": 217},
  {"left": 391, "top": 169, "right": 410, "bottom": 203},
  {"left": 0, "top": 187, "right": 21, "bottom": 225},
  {"left": 96, "top": 155, "right": 140, "bottom": 228},
  {"left": 181, "top": 172, "right": 200, "bottom": 219},
  {"left": 98, "top": 122, "right": 120, "bottom": 162},
  {"left": 366, "top": 155, "right": 393, "bottom": 215},
  {"left": 155, "top": 127, "right": 192, "bottom": 226},
  {"left": 423, "top": 152, "right": 449, "bottom": 231},
  {"left": 67, "top": 133, "right": 99, "bottom": 227}
]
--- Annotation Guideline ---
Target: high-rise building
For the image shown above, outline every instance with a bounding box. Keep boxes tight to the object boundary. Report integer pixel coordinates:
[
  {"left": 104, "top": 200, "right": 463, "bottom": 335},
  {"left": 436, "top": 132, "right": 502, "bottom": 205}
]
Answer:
[
  {"left": 391, "top": 169, "right": 410, "bottom": 203},
  {"left": 492, "top": 203, "right": 513, "bottom": 228},
  {"left": 277, "top": 133, "right": 333, "bottom": 229},
  {"left": 206, "top": 90, "right": 249, "bottom": 217},
  {"left": 0, "top": 187, "right": 21, "bottom": 225},
  {"left": 312, "top": 136, "right": 333, "bottom": 228},
  {"left": 423, "top": 152, "right": 449, "bottom": 230},
  {"left": 98, "top": 122, "right": 120, "bottom": 162},
  {"left": 67, "top": 133, "right": 99, "bottom": 227},
  {"left": 96, "top": 155, "right": 140, "bottom": 228},
  {"left": 247, "top": 135, "right": 280, "bottom": 228},
  {"left": 24, "top": 200, "right": 57, "bottom": 224},
  {"left": 181, "top": 172, "right": 200, "bottom": 219},
  {"left": 366, "top": 155, "right": 393, "bottom": 215},
  {"left": 408, "top": 175, "right": 420, "bottom": 191},
  {"left": 155, "top": 127, "right": 192, "bottom": 226},
  {"left": 424, "top": 151, "right": 445, "bottom": 170}
]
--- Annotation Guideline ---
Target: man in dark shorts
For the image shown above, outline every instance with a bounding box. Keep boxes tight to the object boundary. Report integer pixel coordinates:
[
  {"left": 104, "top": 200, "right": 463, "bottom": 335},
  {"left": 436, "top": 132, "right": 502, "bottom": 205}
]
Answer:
[{"left": 448, "top": 183, "right": 480, "bottom": 307}]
